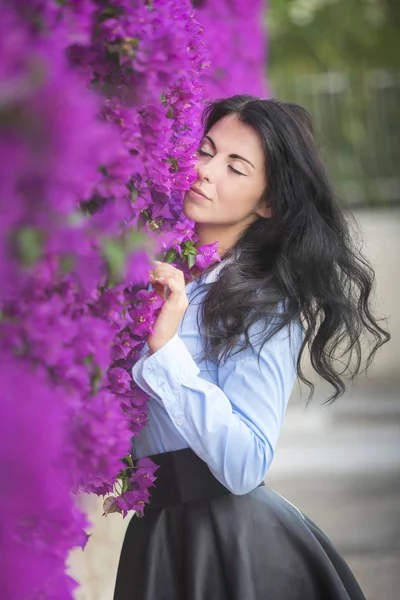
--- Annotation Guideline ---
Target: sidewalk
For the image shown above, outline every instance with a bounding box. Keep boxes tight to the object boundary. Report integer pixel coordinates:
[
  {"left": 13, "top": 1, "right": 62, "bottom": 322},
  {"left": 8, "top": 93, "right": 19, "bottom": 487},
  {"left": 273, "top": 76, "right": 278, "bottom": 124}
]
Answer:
[{"left": 268, "top": 386, "right": 400, "bottom": 600}]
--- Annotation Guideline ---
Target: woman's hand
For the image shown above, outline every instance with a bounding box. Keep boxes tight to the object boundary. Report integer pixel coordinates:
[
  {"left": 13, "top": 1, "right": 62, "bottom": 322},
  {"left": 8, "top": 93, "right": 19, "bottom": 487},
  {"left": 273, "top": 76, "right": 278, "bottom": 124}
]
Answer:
[{"left": 147, "top": 262, "right": 189, "bottom": 354}]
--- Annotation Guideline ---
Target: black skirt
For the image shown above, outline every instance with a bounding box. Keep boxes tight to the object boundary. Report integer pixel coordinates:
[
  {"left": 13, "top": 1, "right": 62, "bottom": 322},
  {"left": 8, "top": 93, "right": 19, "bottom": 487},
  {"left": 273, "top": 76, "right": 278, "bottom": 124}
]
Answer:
[{"left": 113, "top": 449, "right": 366, "bottom": 600}]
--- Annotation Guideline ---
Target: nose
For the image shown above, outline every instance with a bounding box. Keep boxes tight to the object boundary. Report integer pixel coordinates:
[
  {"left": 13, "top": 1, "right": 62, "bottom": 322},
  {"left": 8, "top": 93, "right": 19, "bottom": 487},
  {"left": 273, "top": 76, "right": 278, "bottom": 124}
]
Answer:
[{"left": 196, "top": 157, "right": 216, "bottom": 184}]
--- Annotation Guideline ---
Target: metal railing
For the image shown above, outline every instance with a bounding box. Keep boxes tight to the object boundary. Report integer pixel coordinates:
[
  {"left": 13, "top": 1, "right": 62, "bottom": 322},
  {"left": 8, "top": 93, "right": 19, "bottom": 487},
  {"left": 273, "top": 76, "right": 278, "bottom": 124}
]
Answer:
[{"left": 269, "top": 68, "right": 400, "bottom": 207}]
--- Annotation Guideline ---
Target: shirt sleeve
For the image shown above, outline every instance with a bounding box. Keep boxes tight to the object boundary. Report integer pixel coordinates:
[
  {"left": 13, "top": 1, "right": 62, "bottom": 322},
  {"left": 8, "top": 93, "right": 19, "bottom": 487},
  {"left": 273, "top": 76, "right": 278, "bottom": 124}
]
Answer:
[{"left": 132, "top": 325, "right": 300, "bottom": 495}]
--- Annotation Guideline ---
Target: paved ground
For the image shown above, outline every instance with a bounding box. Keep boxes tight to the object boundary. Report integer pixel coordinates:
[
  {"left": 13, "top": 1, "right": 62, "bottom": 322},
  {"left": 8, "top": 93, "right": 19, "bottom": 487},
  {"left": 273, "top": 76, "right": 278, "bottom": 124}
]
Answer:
[{"left": 267, "top": 386, "right": 400, "bottom": 600}]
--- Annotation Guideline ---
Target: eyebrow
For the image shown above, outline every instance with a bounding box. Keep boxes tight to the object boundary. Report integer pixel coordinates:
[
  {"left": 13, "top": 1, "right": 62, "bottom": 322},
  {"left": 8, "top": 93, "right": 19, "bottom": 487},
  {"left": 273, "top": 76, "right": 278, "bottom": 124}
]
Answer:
[{"left": 204, "top": 135, "right": 255, "bottom": 169}]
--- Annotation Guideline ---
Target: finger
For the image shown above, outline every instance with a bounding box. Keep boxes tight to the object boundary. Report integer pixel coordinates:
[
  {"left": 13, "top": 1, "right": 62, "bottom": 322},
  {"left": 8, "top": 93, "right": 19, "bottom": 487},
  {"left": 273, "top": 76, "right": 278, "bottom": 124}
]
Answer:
[
  {"left": 151, "top": 265, "right": 185, "bottom": 280},
  {"left": 153, "top": 263, "right": 181, "bottom": 273},
  {"left": 149, "top": 273, "right": 176, "bottom": 284},
  {"left": 150, "top": 273, "right": 185, "bottom": 292},
  {"left": 150, "top": 275, "right": 185, "bottom": 303},
  {"left": 152, "top": 260, "right": 182, "bottom": 272},
  {"left": 161, "top": 275, "right": 186, "bottom": 296}
]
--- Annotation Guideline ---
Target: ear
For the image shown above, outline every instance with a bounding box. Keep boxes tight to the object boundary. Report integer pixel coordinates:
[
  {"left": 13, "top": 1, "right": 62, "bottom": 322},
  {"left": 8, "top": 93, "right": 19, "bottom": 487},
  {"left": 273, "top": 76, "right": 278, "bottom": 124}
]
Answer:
[{"left": 256, "top": 203, "right": 271, "bottom": 218}]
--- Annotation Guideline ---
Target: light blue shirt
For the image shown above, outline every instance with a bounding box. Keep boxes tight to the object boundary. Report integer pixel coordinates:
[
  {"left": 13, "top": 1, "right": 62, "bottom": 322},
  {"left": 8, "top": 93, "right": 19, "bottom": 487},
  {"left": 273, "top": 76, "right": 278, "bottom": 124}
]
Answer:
[{"left": 132, "top": 260, "right": 303, "bottom": 495}]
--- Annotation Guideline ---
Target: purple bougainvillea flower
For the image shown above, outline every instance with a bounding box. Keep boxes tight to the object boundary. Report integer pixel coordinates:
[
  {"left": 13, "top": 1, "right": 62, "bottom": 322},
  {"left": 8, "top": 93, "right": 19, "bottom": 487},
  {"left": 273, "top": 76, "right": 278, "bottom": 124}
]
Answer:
[
  {"left": 195, "top": 242, "right": 222, "bottom": 270},
  {"left": 0, "top": 0, "right": 266, "bottom": 594}
]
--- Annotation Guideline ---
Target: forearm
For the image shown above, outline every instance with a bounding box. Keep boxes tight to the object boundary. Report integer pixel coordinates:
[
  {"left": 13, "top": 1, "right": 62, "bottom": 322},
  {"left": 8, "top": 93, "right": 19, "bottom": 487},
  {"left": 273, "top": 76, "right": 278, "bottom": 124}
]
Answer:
[{"left": 133, "top": 335, "right": 277, "bottom": 494}]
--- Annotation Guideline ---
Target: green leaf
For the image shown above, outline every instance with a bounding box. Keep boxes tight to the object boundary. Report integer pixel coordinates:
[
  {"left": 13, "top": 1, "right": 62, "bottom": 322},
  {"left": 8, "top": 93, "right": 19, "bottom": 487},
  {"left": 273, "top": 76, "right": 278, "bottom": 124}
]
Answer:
[
  {"left": 98, "top": 6, "right": 117, "bottom": 23},
  {"left": 116, "top": 467, "right": 128, "bottom": 479},
  {"left": 167, "top": 107, "right": 174, "bottom": 119},
  {"left": 91, "top": 364, "right": 102, "bottom": 395},
  {"left": 182, "top": 241, "right": 197, "bottom": 259},
  {"left": 14, "top": 227, "right": 44, "bottom": 267},
  {"left": 120, "top": 477, "right": 131, "bottom": 494},
  {"left": 124, "top": 228, "right": 146, "bottom": 251},
  {"left": 131, "top": 186, "right": 138, "bottom": 203},
  {"left": 169, "top": 157, "right": 178, "bottom": 171},
  {"left": 183, "top": 240, "right": 197, "bottom": 253},
  {"left": 68, "top": 211, "right": 84, "bottom": 226},
  {"left": 165, "top": 249, "right": 178, "bottom": 263},
  {"left": 187, "top": 253, "right": 196, "bottom": 269},
  {"left": 126, "top": 37, "right": 139, "bottom": 49},
  {"left": 60, "top": 254, "right": 74, "bottom": 274},
  {"left": 124, "top": 454, "right": 134, "bottom": 468},
  {"left": 102, "top": 238, "right": 125, "bottom": 281},
  {"left": 83, "top": 353, "right": 94, "bottom": 367},
  {"left": 102, "top": 229, "right": 149, "bottom": 286},
  {"left": 160, "top": 92, "right": 168, "bottom": 106}
]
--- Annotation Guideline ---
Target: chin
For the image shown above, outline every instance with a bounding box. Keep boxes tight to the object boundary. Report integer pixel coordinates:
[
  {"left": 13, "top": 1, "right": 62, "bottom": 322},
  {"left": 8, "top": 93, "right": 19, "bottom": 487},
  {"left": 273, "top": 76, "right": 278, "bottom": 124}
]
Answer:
[
  {"left": 183, "top": 191, "right": 213, "bottom": 224},
  {"left": 182, "top": 198, "right": 190, "bottom": 219},
  {"left": 183, "top": 197, "right": 200, "bottom": 221}
]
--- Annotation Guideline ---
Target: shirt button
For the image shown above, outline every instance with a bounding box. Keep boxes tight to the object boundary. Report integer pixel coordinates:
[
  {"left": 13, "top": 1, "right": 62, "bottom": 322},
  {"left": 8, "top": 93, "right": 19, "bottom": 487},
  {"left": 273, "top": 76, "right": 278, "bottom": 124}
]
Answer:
[{"left": 176, "top": 418, "right": 184, "bottom": 426}]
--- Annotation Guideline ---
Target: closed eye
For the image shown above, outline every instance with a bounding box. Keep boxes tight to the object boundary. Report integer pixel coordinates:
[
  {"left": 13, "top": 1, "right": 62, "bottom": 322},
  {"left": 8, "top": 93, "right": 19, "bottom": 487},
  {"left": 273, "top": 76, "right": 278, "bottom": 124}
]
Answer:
[
  {"left": 198, "top": 149, "right": 246, "bottom": 176},
  {"left": 229, "top": 166, "right": 246, "bottom": 177},
  {"left": 197, "top": 148, "right": 213, "bottom": 158}
]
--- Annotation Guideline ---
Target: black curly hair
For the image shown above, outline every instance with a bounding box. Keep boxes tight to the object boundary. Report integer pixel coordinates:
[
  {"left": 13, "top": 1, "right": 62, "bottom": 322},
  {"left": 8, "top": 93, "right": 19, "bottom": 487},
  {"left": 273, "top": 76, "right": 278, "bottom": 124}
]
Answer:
[{"left": 197, "top": 95, "right": 390, "bottom": 402}]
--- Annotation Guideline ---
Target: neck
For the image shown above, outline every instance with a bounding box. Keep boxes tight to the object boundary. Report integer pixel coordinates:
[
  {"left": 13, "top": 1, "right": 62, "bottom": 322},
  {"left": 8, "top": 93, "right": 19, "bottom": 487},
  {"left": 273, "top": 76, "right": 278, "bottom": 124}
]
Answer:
[{"left": 194, "top": 224, "right": 239, "bottom": 257}]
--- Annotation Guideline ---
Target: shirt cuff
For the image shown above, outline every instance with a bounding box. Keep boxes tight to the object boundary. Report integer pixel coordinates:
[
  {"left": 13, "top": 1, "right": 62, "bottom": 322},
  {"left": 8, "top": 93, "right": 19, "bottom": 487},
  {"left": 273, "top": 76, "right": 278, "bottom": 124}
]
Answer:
[
  {"left": 135, "top": 335, "right": 200, "bottom": 402},
  {"left": 131, "top": 349, "right": 158, "bottom": 399}
]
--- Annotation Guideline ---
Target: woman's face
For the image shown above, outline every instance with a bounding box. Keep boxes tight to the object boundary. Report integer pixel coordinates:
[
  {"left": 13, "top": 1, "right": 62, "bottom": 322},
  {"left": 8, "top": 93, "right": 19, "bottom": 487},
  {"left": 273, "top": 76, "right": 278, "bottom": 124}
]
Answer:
[{"left": 183, "top": 114, "right": 268, "bottom": 229}]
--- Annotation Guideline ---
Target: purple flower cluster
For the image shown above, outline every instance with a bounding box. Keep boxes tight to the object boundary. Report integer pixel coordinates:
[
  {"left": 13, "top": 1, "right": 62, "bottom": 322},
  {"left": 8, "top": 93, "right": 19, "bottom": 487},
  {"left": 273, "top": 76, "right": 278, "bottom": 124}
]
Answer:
[
  {"left": 1, "top": 0, "right": 267, "bottom": 597},
  {"left": 0, "top": 355, "right": 89, "bottom": 600},
  {"left": 196, "top": 0, "right": 269, "bottom": 99}
]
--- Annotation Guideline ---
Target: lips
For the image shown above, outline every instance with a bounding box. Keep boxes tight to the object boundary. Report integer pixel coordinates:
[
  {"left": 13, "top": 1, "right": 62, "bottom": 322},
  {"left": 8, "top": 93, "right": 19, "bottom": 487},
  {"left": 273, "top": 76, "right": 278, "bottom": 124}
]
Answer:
[{"left": 189, "top": 186, "right": 210, "bottom": 200}]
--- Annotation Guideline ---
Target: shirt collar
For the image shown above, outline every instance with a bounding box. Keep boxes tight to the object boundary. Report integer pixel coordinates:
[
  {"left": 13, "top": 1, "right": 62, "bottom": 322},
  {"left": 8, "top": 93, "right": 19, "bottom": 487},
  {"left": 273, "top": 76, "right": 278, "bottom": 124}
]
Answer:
[{"left": 200, "top": 255, "right": 235, "bottom": 284}]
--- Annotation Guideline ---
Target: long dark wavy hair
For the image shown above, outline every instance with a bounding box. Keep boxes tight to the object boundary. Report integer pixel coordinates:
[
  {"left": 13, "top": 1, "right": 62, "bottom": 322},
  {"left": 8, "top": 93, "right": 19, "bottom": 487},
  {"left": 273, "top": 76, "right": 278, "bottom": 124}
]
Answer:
[{"left": 197, "top": 95, "right": 390, "bottom": 402}]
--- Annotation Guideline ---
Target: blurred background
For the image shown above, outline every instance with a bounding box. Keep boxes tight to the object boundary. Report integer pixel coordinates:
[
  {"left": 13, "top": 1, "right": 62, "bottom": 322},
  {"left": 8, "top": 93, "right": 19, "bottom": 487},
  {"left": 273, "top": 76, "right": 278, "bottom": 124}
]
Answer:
[
  {"left": 267, "top": 2, "right": 400, "bottom": 599},
  {"left": 267, "top": 0, "right": 399, "bottom": 209},
  {"left": 69, "top": 2, "right": 400, "bottom": 598}
]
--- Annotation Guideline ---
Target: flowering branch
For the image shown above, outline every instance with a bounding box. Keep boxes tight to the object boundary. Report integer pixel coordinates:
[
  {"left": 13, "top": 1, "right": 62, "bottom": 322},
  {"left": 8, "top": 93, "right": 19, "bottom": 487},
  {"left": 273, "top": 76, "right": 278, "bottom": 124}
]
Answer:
[{"left": 0, "top": 0, "right": 266, "bottom": 597}]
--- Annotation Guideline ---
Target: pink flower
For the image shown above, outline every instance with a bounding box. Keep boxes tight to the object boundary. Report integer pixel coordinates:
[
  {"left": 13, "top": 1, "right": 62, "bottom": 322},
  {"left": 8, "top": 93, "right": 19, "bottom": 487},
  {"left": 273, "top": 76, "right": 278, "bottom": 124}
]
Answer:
[
  {"left": 0, "top": 0, "right": 267, "bottom": 591},
  {"left": 195, "top": 242, "right": 221, "bottom": 271}
]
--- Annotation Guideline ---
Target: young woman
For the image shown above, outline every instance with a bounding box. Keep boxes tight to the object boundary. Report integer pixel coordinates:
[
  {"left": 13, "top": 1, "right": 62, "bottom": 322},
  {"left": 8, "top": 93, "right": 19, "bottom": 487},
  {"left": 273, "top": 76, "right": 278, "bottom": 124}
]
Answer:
[{"left": 113, "top": 96, "right": 389, "bottom": 600}]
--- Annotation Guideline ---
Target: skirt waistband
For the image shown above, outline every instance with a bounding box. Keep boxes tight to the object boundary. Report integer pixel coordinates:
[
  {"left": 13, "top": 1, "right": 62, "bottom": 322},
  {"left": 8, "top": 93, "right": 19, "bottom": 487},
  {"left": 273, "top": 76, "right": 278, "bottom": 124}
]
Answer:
[{"left": 132, "top": 448, "right": 263, "bottom": 509}]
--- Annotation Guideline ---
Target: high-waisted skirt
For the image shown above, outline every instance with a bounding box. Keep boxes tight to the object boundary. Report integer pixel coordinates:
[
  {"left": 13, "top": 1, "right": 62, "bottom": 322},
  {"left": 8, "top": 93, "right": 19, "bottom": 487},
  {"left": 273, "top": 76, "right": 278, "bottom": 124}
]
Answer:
[{"left": 113, "top": 448, "right": 366, "bottom": 600}]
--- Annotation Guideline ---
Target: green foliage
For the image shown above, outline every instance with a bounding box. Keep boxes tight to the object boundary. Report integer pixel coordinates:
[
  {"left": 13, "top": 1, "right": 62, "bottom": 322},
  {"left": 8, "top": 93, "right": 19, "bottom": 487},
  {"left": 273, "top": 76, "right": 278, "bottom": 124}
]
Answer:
[
  {"left": 267, "top": 0, "right": 400, "bottom": 75},
  {"left": 14, "top": 226, "right": 44, "bottom": 267},
  {"left": 102, "top": 229, "right": 148, "bottom": 285},
  {"left": 165, "top": 248, "right": 179, "bottom": 263},
  {"left": 130, "top": 184, "right": 138, "bottom": 203},
  {"left": 267, "top": 0, "right": 400, "bottom": 207},
  {"left": 182, "top": 240, "right": 198, "bottom": 269}
]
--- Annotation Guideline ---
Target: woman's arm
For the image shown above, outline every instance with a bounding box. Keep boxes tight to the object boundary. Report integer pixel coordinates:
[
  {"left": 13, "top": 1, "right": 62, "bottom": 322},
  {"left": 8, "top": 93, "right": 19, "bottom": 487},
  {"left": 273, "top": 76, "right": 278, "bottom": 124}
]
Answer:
[{"left": 132, "top": 324, "right": 301, "bottom": 495}]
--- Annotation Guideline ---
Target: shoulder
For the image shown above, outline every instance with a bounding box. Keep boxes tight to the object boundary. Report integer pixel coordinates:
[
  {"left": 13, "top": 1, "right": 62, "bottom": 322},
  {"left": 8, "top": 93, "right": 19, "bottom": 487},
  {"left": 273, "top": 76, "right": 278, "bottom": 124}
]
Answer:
[
  {"left": 243, "top": 303, "right": 303, "bottom": 352},
  {"left": 217, "top": 316, "right": 303, "bottom": 380}
]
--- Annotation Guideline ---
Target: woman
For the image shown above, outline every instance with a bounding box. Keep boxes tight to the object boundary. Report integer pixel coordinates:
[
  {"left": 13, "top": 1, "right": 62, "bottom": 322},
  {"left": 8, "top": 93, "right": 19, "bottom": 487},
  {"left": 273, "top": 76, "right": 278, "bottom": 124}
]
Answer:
[{"left": 113, "top": 96, "right": 389, "bottom": 600}]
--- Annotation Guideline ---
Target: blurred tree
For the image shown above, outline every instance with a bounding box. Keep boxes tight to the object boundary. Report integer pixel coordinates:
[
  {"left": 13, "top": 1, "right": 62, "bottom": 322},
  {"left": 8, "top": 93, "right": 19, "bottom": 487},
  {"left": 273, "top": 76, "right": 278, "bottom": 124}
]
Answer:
[
  {"left": 266, "top": 0, "right": 400, "bottom": 207},
  {"left": 267, "top": 0, "right": 400, "bottom": 74}
]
